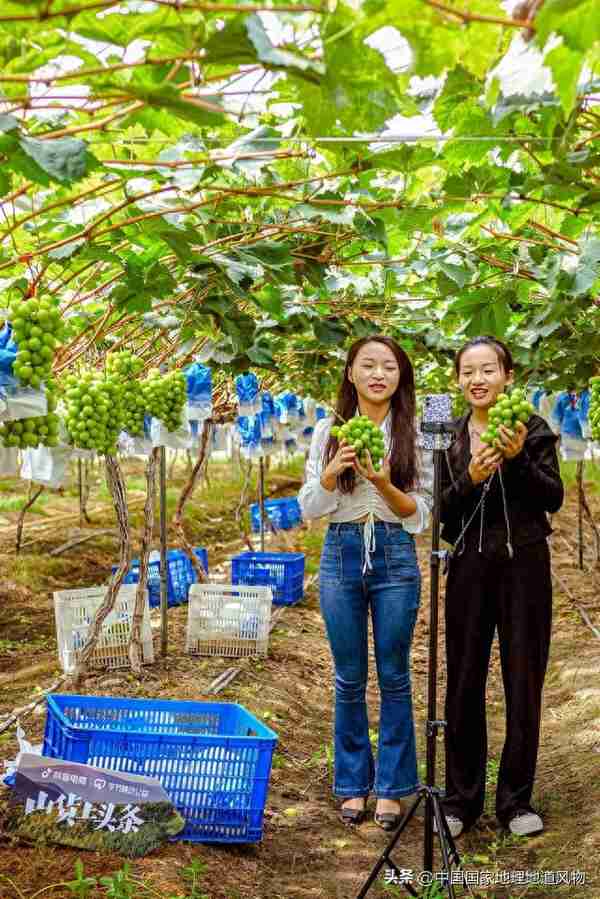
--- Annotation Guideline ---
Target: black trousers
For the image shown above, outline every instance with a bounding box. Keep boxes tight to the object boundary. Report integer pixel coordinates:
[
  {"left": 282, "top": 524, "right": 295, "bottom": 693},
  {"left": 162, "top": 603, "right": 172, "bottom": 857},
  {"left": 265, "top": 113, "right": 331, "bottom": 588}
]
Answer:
[{"left": 442, "top": 538, "right": 552, "bottom": 828}]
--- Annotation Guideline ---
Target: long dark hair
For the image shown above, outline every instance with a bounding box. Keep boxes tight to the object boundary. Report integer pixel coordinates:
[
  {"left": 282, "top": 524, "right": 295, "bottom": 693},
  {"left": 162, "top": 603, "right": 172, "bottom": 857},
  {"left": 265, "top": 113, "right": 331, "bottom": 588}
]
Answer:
[
  {"left": 324, "top": 336, "right": 418, "bottom": 494},
  {"left": 451, "top": 336, "right": 515, "bottom": 459},
  {"left": 454, "top": 335, "right": 514, "bottom": 376}
]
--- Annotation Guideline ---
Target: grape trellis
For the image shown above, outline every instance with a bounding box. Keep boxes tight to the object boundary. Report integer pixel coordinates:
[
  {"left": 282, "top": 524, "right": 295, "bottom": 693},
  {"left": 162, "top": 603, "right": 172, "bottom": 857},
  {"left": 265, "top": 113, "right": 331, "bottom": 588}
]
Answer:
[{"left": 0, "top": 1, "right": 599, "bottom": 675}]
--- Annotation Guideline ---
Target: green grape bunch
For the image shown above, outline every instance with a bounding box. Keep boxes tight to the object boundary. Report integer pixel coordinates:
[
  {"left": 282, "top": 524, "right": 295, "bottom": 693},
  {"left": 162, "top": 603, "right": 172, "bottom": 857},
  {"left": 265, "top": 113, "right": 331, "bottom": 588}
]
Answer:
[
  {"left": 64, "top": 371, "right": 124, "bottom": 455},
  {"left": 0, "top": 379, "right": 61, "bottom": 449},
  {"left": 0, "top": 412, "right": 61, "bottom": 449},
  {"left": 8, "top": 297, "right": 63, "bottom": 390},
  {"left": 330, "top": 415, "right": 386, "bottom": 472},
  {"left": 589, "top": 376, "right": 600, "bottom": 441},
  {"left": 480, "top": 388, "right": 535, "bottom": 449},
  {"left": 452, "top": 391, "right": 468, "bottom": 417},
  {"left": 106, "top": 350, "right": 147, "bottom": 438},
  {"left": 143, "top": 369, "right": 187, "bottom": 432}
]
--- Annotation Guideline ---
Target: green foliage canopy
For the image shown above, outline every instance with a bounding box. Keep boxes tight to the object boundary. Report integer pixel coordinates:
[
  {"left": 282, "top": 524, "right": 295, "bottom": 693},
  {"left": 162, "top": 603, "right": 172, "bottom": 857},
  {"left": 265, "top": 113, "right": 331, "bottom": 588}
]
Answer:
[{"left": 0, "top": 0, "right": 599, "bottom": 399}]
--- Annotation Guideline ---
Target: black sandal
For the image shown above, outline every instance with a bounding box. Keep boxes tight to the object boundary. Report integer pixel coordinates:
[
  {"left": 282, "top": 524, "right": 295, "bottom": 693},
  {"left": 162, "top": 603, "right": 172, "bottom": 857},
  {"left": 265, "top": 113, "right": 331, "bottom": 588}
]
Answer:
[
  {"left": 374, "top": 802, "right": 404, "bottom": 831},
  {"left": 340, "top": 798, "right": 367, "bottom": 825}
]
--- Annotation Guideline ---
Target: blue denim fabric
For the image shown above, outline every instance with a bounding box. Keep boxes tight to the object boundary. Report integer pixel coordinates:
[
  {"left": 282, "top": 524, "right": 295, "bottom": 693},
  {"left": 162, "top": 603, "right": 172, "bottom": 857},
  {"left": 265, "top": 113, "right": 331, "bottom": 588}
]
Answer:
[{"left": 319, "top": 521, "right": 421, "bottom": 799}]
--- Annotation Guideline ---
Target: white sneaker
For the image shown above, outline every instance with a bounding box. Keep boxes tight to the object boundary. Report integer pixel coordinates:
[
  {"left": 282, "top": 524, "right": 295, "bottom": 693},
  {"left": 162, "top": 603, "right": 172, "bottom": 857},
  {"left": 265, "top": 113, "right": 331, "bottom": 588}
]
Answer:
[
  {"left": 508, "top": 811, "right": 543, "bottom": 836},
  {"left": 433, "top": 814, "right": 464, "bottom": 838}
]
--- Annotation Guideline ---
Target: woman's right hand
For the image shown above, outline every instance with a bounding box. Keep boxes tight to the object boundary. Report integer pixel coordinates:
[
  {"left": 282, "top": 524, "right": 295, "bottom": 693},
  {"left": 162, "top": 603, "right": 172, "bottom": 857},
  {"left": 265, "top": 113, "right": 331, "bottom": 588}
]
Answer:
[
  {"left": 320, "top": 439, "right": 356, "bottom": 491},
  {"left": 468, "top": 446, "right": 503, "bottom": 485}
]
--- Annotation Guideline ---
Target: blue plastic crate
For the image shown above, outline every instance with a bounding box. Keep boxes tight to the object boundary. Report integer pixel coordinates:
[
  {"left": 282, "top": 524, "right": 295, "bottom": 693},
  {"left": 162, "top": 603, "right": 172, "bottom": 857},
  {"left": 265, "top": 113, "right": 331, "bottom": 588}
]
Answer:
[
  {"left": 250, "top": 497, "right": 301, "bottom": 533},
  {"left": 232, "top": 552, "right": 305, "bottom": 606},
  {"left": 113, "top": 548, "right": 208, "bottom": 608},
  {"left": 42, "top": 693, "right": 278, "bottom": 844},
  {"left": 167, "top": 548, "right": 209, "bottom": 604},
  {"left": 117, "top": 557, "right": 165, "bottom": 608}
]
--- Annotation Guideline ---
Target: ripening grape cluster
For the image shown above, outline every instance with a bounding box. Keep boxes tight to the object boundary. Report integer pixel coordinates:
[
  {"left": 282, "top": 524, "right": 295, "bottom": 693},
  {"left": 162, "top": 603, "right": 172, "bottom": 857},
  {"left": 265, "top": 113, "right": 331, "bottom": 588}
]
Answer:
[
  {"left": 64, "top": 372, "right": 123, "bottom": 455},
  {"left": 106, "top": 350, "right": 147, "bottom": 437},
  {"left": 590, "top": 376, "right": 600, "bottom": 440},
  {"left": 143, "top": 368, "right": 187, "bottom": 432},
  {"left": 0, "top": 380, "right": 60, "bottom": 449},
  {"left": 8, "top": 297, "right": 62, "bottom": 389},
  {"left": 480, "top": 388, "right": 535, "bottom": 448},
  {"left": 331, "top": 416, "right": 386, "bottom": 471}
]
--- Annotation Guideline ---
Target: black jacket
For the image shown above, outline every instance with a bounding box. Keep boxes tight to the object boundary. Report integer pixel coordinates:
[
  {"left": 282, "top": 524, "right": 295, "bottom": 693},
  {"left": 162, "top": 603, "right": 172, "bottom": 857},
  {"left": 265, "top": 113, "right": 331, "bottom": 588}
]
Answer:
[{"left": 440, "top": 413, "right": 564, "bottom": 558}]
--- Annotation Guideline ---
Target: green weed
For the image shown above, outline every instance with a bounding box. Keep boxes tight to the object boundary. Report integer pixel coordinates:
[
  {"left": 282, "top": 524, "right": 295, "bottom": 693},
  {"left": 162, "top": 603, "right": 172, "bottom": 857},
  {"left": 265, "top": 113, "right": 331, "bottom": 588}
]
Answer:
[
  {"left": 483, "top": 757, "right": 500, "bottom": 814},
  {"left": 58, "top": 859, "right": 212, "bottom": 899},
  {"left": 65, "top": 859, "right": 97, "bottom": 897},
  {"left": 179, "top": 858, "right": 209, "bottom": 899},
  {"left": 100, "top": 864, "right": 137, "bottom": 899}
]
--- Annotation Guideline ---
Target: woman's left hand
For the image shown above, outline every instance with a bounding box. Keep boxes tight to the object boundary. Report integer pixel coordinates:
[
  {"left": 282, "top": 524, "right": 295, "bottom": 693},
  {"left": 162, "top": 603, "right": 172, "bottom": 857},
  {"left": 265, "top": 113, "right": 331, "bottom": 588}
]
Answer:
[
  {"left": 354, "top": 450, "right": 392, "bottom": 488},
  {"left": 495, "top": 422, "right": 528, "bottom": 459}
]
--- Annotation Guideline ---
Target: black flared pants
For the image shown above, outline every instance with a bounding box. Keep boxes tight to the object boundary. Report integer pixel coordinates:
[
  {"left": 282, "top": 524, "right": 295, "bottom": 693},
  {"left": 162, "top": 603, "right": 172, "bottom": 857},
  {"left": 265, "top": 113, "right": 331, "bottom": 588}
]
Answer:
[{"left": 442, "top": 538, "right": 552, "bottom": 828}]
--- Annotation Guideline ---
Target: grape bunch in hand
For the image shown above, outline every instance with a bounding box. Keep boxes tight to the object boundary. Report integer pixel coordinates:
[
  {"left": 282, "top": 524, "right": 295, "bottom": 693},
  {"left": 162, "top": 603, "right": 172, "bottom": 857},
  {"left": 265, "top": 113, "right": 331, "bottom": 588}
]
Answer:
[
  {"left": 480, "top": 389, "right": 534, "bottom": 449},
  {"left": 331, "top": 416, "right": 385, "bottom": 471}
]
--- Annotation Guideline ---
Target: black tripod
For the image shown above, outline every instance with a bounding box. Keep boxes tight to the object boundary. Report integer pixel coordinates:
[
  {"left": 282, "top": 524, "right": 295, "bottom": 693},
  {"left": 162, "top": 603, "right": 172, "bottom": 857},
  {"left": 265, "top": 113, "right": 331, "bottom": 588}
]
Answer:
[{"left": 356, "top": 421, "right": 464, "bottom": 899}]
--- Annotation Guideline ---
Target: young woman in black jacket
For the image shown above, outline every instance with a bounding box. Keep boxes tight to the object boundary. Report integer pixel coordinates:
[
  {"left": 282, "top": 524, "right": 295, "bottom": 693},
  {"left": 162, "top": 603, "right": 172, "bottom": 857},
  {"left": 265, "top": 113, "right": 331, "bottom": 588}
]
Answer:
[{"left": 440, "top": 336, "right": 564, "bottom": 840}]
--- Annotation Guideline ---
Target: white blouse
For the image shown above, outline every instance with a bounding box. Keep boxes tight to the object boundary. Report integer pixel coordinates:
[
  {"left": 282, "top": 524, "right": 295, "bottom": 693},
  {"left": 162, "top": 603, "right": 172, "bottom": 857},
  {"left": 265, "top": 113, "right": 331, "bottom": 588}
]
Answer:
[{"left": 298, "top": 411, "right": 434, "bottom": 573}]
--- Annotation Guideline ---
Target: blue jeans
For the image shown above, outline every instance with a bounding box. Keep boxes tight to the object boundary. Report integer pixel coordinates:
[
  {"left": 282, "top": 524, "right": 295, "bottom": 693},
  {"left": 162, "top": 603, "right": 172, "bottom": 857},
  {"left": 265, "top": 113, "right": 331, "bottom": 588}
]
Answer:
[{"left": 319, "top": 521, "right": 421, "bottom": 799}]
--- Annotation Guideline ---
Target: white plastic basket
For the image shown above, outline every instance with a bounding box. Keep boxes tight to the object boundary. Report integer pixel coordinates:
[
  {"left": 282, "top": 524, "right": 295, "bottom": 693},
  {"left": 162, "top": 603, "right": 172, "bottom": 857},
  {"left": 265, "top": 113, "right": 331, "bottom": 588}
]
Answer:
[
  {"left": 186, "top": 583, "right": 272, "bottom": 658},
  {"left": 53, "top": 585, "right": 154, "bottom": 673}
]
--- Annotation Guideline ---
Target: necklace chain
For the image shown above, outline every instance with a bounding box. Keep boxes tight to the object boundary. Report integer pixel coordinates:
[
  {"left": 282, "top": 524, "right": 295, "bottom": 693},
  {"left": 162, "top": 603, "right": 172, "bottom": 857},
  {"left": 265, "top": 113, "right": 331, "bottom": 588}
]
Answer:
[{"left": 469, "top": 422, "right": 485, "bottom": 438}]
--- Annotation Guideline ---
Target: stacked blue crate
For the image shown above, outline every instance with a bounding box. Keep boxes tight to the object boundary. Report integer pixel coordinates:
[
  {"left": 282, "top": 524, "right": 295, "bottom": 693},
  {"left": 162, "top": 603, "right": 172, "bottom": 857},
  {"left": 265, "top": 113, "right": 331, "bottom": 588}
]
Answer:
[
  {"left": 231, "top": 552, "right": 305, "bottom": 606},
  {"left": 250, "top": 497, "right": 301, "bottom": 533}
]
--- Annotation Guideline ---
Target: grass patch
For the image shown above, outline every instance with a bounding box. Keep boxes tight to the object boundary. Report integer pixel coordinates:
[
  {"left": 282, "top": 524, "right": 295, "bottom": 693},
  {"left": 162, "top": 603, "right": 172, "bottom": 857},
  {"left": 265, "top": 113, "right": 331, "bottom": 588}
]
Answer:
[
  {"left": 0, "top": 492, "right": 50, "bottom": 515},
  {"left": 560, "top": 459, "right": 600, "bottom": 492},
  {"left": 0, "top": 478, "right": 22, "bottom": 494},
  {"left": 11, "top": 555, "right": 72, "bottom": 592}
]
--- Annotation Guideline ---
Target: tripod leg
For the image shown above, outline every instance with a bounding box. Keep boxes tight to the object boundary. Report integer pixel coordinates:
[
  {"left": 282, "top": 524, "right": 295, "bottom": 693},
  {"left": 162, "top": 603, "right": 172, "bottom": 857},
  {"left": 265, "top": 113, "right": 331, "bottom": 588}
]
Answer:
[
  {"left": 431, "top": 795, "right": 459, "bottom": 899},
  {"left": 355, "top": 793, "right": 424, "bottom": 899},
  {"left": 431, "top": 794, "right": 460, "bottom": 867}
]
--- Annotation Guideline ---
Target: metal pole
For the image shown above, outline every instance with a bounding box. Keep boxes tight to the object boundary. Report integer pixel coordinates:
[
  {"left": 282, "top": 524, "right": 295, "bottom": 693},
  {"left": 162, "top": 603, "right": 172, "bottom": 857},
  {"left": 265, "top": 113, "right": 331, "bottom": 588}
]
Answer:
[
  {"left": 423, "top": 437, "right": 443, "bottom": 875},
  {"left": 78, "top": 458, "right": 83, "bottom": 528},
  {"left": 577, "top": 459, "right": 584, "bottom": 570},
  {"left": 259, "top": 455, "right": 266, "bottom": 552},
  {"left": 160, "top": 445, "right": 168, "bottom": 656}
]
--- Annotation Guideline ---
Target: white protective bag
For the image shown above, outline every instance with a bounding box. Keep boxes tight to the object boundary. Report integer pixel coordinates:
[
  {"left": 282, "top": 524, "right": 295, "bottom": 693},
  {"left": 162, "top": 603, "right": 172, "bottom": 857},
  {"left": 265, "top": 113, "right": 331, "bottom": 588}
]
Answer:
[
  {"left": 21, "top": 444, "right": 73, "bottom": 488},
  {"left": 559, "top": 434, "right": 588, "bottom": 462},
  {"left": 0, "top": 385, "right": 47, "bottom": 423},
  {"left": 211, "top": 423, "right": 230, "bottom": 453},
  {"left": 118, "top": 430, "right": 153, "bottom": 457},
  {"left": 0, "top": 446, "right": 19, "bottom": 476},
  {"left": 150, "top": 407, "right": 193, "bottom": 450}
]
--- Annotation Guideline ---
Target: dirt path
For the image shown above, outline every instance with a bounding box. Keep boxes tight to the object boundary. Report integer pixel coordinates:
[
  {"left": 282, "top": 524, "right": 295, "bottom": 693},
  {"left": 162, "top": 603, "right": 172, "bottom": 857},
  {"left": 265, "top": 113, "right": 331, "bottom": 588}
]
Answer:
[{"left": 0, "top": 470, "right": 599, "bottom": 899}]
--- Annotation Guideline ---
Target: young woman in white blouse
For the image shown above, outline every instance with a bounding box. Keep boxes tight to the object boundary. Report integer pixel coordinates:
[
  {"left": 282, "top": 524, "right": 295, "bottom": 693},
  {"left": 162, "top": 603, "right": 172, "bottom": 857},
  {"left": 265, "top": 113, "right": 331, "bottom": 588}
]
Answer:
[{"left": 299, "top": 336, "right": 433, "bottom": 830}]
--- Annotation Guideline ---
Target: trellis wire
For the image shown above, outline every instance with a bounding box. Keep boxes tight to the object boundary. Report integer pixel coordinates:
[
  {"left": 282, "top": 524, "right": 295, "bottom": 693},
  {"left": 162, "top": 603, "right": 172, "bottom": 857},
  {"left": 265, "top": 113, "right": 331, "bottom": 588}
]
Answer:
[{"left": 84, "top": 134, "right": 565, "bottom": 145}]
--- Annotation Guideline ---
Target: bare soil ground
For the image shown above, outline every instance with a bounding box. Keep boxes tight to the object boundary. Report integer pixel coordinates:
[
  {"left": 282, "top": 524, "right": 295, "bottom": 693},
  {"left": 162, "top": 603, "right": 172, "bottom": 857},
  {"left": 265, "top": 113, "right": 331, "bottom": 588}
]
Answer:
[{"left": 0, "top": 457, "right": 599, "bottom": 899}]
